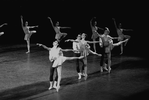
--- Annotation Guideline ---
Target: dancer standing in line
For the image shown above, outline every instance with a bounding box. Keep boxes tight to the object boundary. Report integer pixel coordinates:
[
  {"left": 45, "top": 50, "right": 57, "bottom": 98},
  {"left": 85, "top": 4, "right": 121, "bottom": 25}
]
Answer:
[
  {"left": 48, "top": 17, "right": 70, "bottom": 42},
  {"left": 66, "top": 33, "right": 102, "bottom": 79},
  {"left": 37, "top": 41, "right": 84, "bottom": 92},
  {"left": 21, "top": 16, "right": 38, "bottom": 53},
  {"left": 0, "top": 23, "right": 7, "bottom": 36},
  {"left": 65, "top": 34, "right": 84, "bottom": 79},
  {"left": 113, "top": 18, "right": 132, "bottom": 54},
  {"left": 98, "top": 27, "right": 129, "bottom": 73},
  {"left": 90, "top": 17, "right": 104, "bottom": 53}
]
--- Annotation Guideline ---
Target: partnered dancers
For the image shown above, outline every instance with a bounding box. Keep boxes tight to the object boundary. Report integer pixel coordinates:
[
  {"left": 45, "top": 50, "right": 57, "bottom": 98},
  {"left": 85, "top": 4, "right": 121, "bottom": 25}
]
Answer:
[
  {"left": 20, "top": 16, "right": 38, "bottom": 53},
  {"left": 98, "top": 27, "right": 129, "bottom": 73},
  {"left": 48, "top": 17, "right": 70, "bottom": 42},
  {"left": 37, "top": 41, "right": 84, "bottom": 92},
  {"left": 66, "top": 33, "right": 101, "bottom": 79}
]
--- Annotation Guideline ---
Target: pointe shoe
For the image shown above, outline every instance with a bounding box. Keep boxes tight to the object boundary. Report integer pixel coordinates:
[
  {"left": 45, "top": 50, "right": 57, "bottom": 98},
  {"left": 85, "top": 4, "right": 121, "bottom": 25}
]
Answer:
[
  {"left": 48, "top": 86, "right": 53, "bottom": 90},
  {"left": 108, "top": 67, "right": 111, "bottom": 73},
  {"left": 78, "top": 73, "right": 82, "bottom": 79},
  {"left": 26, "top": 51, "right": 30, "bottom": 54},
  {"left": 56, "top": 86, "right": 60, "bottom": 92},
  {"left": 100, "top": 67, "right": 103, "bottom": 72},
  {"left": 103, "top": 64, "right": 108, "bottom": 71}
]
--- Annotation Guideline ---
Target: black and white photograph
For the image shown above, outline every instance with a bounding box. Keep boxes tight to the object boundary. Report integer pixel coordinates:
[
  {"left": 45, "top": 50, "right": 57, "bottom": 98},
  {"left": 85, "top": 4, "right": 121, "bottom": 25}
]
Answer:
[{"left": 0, "top": 0, "right": 148, "bottom": 100}]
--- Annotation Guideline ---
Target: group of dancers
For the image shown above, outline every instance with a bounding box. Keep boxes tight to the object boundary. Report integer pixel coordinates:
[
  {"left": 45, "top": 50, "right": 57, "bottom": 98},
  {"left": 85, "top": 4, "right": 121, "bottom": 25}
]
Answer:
[{"left": 0, "top": 16, "right": 131, "bottom": 92}]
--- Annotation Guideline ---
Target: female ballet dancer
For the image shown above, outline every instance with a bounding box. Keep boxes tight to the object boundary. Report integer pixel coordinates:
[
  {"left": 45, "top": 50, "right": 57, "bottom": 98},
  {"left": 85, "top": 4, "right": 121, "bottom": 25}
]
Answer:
[
  {"left": 113, "top": 18, "right": 131, "bottom": 54},
  {"left": 37, "top": 41, "right": 84, "bottom": 92},
  {"left": 21, "top": 16, "right": 38, "bottom": 53},
  {"left": 48, "top": 17, "right": 70, "bottom": 42},
  {"left": 0, "top": 23, "right": 7, "bottom": 36},
  {"left": 66, "top": 33, "right": 101, "bottom": 79},
  {"left": 90, "top": 17, "right": 104, "bottom": 53},
  {"left": 98, "top": 27, "right": 129, "bottom": 73}
]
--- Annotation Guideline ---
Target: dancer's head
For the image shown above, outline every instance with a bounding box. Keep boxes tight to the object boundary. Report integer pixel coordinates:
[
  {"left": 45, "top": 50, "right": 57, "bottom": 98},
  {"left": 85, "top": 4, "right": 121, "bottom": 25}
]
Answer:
[
  {"left": 56, "top": 22, "right": 59, "bottom": 26},
  {"left": 94, "top": 21, "right": 97, "bottom": 26},
  {"left": 81, "top": 33, "right": 87, "bottom": 39},
  {"left": 119, "top": 23, "right": 122, "bottom": 28},
  {"left": 77, "top": 34, "right": 81, "bottom": 40},
  {"left": 53, "top": 40, "right": 59, "bottom": 47},
  {"left": 104, "top": 27, "right": 110, "bottom": 35},
  {"left": 25, "top": 21, "right": 28, "bottom": 26}
]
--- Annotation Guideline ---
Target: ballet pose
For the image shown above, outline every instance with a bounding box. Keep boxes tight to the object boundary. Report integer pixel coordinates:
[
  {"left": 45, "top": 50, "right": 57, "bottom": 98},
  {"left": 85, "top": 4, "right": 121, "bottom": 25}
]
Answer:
[
  {"left": 0, "top": 23, "right": 7, "bottom": 36},
  {"left": 37, "top": 41, "right": 84, "bottom": 92},
  {"left": 21, "top": 16, "right": 38, "bottom": 53},
  {"left": 48, "top": 17, "right": 70, "bottom": 42},
  {"left": 98, "top": 28, "right": 129, "bottom": 73},
  {"left": 90, "top": 17, "right": 104, "bottom": 53},
  {"left": 113, "top": 18, "right": 131, "bottom": 54},
  {"left": 66, "top": 33, "right": 101, "bottom": 79}
]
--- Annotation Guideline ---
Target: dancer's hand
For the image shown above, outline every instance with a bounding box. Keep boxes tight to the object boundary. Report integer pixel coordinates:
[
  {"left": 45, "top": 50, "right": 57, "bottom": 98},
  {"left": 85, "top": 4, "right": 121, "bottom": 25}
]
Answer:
[
  {"left": 65, "top": 39, "right": 70, "bottom": 42},
  {"left": 36, "top": 43, "right": 42, "bottom": 46}
]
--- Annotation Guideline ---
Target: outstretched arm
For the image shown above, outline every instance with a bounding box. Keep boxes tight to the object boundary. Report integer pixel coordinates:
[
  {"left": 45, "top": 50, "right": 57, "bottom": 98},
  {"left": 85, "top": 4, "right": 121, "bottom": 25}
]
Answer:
[
  {"left": 36, "top": 43, "right": 51, "bottom": 50},
  {"left": 65, "top": 56, "right": 84, "bottom": 61},
  {"left": 28, "top": 25, "right": 38, "bottom": 28},
  {"left": 87, "top": 40, "right": 100, "bottom": 44},
  {"left": 65, "top": 39, "right": 79, "bottom": 42},
  {"left": 0, "top": 23, "right": 7, "bottom": 28},
  {"left": 61, "top": 49, "right": 74, "bottom": 52}
]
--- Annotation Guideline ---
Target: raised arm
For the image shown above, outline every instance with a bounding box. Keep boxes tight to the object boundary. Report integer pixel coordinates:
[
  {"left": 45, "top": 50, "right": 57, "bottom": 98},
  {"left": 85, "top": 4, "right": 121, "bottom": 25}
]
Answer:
[
  {"left": 20, "top": 16, "right": 24, "bottom": 28},
  {"left": 36, "top": 43, "right": 51, "bottom": 50},
  {"left": 0, "top": 23, "right": 7, "bottom": 28},
  {"left": 48, "top": 17, "right": 55, "bottom": 29}
]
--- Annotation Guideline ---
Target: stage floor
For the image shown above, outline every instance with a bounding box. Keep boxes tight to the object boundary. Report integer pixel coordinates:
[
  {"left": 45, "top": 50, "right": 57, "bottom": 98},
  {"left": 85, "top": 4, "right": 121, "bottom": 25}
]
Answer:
[{"left": 0, "top": 44, "right": 148, "bottom": 100}]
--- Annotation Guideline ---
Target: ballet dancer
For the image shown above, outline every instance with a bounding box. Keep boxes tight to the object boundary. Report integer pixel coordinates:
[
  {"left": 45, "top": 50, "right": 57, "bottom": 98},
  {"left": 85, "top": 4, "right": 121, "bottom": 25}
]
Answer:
[
  {"left": 98, "top": 27, "right": 129, "bottom": 73},
  {"left": 37, "top": 41, "right": 84, "bottom": 92},
  {"left": 66, "top": 33, "right": 101, "bottom": 79},
  {"left": 0, "top": 23, "right": 7, "bottom": 36},
  {"left": 48, "top": 17, "right": 70, "bottom": 42},
  {"left": 113, "top": 18, "right": 132, "bottom": 54},
  {"left": 65, "top": 34, "right": 84, "bottom": 79},
  {"left": 90, "top": 17, "right": 104, "bottom": 53},
  {"left": 21, "top": 16, "right": 38, "bottom": 53}
]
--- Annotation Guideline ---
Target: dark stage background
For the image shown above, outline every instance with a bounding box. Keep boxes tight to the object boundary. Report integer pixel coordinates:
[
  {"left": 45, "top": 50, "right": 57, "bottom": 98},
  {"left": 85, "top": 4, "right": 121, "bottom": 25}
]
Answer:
[{"left": 0, "top": 0, "right": 148, "bottom": 58}]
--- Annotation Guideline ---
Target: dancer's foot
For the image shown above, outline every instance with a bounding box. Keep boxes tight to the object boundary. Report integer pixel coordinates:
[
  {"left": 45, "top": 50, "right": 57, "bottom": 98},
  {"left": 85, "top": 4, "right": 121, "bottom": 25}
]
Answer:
[
  {"left": 103, "top": 64, "right": 108, "bottom": 71},
  {"left": 78, "top": 73, "right": 82, "bottom": 79},
  {"left": 108, "top": 67, "right": 111, "bottom": 73},
  {"left": 100, "top": 67, "right": 103, "bottom": 72},
  {"left": 56, "top": 85, "right": 60, "bottom": 92},
  {"left": 26, "top": 51, "right": 30, "bottom": 54},
  {"left": 48, "top": 86, "right": 53, "bottom": 90}
]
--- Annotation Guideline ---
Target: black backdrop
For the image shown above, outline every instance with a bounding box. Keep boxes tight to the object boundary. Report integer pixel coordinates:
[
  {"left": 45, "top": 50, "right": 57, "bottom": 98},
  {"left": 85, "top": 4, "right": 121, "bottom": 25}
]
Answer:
[{"left": 0, "top": 0, "right": 148, "bottom": 58}]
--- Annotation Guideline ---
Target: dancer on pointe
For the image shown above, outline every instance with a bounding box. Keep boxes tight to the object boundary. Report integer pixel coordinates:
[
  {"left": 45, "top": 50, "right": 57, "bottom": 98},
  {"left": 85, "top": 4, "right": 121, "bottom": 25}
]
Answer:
[
  {"left": 21, "top": 15, "right": 38, "bottom": 53},
  {"left": 98, "top": 27, "right": 129, "bottom": 73},
  {"left": 48, "top": 17, "right": 70, "bottom": 42},
  {"left": 113, "top": 18, "right": 132, "bottom": 54},
  {"left": 37, "top": 41, "right": 84, "bottom": 92},
  {"left": 66, "top": 33, "right": 101, "bottom": 79},
  {"left": 0, "top": 23, "right": 7, "bottom": 36},
  {"left": 90, "top": 17, "right": 104, "bottom": 53}
]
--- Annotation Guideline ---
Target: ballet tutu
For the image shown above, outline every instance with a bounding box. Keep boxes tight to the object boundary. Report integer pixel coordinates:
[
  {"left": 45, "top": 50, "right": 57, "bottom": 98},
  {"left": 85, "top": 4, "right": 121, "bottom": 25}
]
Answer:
[{"left": 52, "top": 56, "right": 67, "bottom": 67}]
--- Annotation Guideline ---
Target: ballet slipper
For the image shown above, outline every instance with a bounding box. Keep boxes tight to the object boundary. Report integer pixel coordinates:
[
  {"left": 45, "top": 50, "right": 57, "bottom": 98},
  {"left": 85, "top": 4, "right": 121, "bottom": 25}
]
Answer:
[
  {"left": 78, "top": 73, "right": 82, "bottom": 79},
  {"left": 56, "top": 85, "right": 60, "bottom": 92}
]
